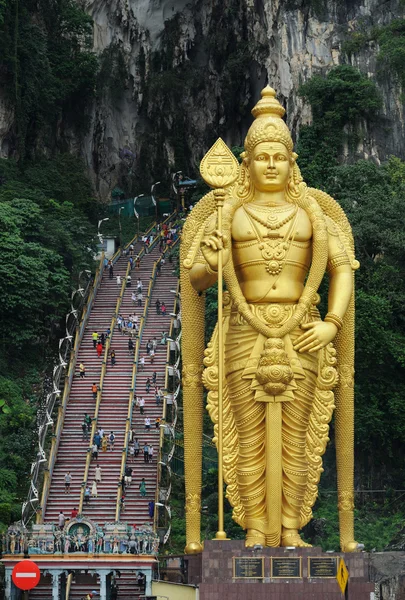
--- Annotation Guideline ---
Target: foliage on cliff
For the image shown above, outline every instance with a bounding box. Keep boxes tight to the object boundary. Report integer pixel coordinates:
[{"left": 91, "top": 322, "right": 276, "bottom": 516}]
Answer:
[
  {"left": 0, "top": 155, "right": 97, "bottom": 529},
  {"left": 0, "top": 0, "right": 98, "bottom": 159}
]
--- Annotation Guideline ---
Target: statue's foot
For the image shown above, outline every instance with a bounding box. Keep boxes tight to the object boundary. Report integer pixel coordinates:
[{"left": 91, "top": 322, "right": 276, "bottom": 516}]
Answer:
[
  {"left": 281, "top": 529, "right": 311, "bottom": 548},
  {"left": 342, "top": 540, "right": 361, "bottom": 552},
  {"left": 245, "top": 529, "right": 266, "bottom": 547}
]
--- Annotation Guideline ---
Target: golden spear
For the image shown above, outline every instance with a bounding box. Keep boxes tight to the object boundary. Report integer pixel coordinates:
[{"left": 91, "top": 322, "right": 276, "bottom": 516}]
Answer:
[{"left": 200, "top": 138, "right": 239, "bottom": 540}]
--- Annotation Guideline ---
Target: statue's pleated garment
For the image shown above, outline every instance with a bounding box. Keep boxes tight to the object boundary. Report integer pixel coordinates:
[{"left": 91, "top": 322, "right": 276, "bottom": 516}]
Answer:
[{"left": 225, "top": 316, "right": 318, "bottom": 542}]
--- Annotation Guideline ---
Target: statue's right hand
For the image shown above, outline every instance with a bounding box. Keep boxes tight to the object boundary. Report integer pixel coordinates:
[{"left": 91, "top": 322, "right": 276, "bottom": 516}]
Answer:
[{"left": 201, "top": 230, "right": 230, "bottom": 272}]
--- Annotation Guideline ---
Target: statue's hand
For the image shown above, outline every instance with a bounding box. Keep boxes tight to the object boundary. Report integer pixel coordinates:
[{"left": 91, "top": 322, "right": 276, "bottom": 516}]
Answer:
[
  {"left": 293, "top": 321, "right": 338, "bottom": 353},
  {"left": 200, "top": 230, "right": 230, "bottom": 272}
]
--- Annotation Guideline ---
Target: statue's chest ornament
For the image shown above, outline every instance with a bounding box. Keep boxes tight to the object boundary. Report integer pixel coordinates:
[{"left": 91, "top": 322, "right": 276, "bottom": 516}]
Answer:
[
  {"left": 243, "top": 204, "right": 298, "bottom": 276},
  {"left": 258, "top": 240, "right": 289, "bottom": 275}
]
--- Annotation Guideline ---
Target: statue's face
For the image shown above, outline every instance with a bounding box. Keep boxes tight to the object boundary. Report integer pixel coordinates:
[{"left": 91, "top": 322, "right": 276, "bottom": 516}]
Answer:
[{"left": 249, "top": 141, "right": 291, "bottom": 193}]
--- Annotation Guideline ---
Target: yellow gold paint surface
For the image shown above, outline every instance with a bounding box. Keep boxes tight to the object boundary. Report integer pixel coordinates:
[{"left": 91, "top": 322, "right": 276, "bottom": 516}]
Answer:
[{"left": 180, "top": 86, "right": 358, "bottom": 553}]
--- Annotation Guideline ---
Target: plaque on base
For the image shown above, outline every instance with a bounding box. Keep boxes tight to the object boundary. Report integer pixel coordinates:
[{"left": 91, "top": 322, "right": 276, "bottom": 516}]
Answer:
[
  {"left": 309, "top": 556, "right": 338, "bottom": 578},
  {"left": 233, "top": 557, "right": 264, "bottom": 579},
  {"left": 271, "top": 557, "right": 302, "bottom": 578}
]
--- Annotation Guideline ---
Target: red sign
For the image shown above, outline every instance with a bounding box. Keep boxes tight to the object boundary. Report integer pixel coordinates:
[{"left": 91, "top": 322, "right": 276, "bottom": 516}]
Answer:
[{"left": 12, "top": 560, "right": 40, "bottom": 590}]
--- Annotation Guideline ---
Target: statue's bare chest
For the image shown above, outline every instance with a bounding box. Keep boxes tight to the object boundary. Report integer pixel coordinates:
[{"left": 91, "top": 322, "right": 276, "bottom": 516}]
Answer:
[{"left": 231, "top": 204, "right": 312, "bottom": 243}]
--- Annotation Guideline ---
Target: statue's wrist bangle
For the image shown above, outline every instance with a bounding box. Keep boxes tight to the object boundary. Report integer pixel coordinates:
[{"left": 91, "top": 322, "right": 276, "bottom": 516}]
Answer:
[
  {"left": 205, "top": 262, "right": 218, "bottom": 276},
  {"left": 324, "top": 312, "right": 343, "bottom": 330}
]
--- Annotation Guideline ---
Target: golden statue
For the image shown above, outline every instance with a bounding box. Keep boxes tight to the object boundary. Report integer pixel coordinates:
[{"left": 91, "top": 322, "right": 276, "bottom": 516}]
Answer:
[{"left": 180, "top": 86, "right": 359, "bottom": 553}]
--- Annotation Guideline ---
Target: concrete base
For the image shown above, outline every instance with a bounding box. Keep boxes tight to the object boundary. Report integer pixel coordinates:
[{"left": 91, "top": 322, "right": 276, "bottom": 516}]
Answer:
[{"left": 197, "top": 540, "right": 374, "bottom": 600}]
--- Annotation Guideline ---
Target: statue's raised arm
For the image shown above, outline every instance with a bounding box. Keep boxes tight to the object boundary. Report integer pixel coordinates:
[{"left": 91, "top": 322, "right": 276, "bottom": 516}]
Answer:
[{"left": 180, "top": 86, "right": 359, "bottom": 553}]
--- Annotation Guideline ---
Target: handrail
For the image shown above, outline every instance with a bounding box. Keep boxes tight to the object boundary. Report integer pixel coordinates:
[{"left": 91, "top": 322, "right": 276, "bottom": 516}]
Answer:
[
  {"left": 65, "top": 572, "right": 73, "bottom": 600},
  {"left": 114, "top": 233, "right": 181, "bottom": 522},
  {"left": 114, "top": 254, "right": 159, "bottom": 521},
  {"left": 36, "top": 254, "right": 105, "bottom": 524},
  {"left": 153, "top": 276, "right": 180, "bottom": 532},
  {"left": 78, "top": 261, "right": 131, "bottom": 514},
  {"left": 113, "top": 214, "right": 178, "bottom": 518}
]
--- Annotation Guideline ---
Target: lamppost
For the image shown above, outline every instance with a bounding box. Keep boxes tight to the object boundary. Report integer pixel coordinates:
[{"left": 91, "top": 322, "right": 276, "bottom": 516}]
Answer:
[
  {"left": 171, "top": 171, "right": 182, "bottom": 212},
  {"left": 134, "top": 194, "right": 144, "bottom": 241},
  {"left": 118, "top": 206, "right": 125, "bottom": 249},
  {"left": 97, "top": 218, "right": 109, "bottom": 244},
  {"left": 151, "top": 181, "right": 161, "bottom": 222}
]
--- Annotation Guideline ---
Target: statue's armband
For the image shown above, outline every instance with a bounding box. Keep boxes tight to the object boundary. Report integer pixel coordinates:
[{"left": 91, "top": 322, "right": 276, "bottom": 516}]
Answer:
[{"left": 326, "top": 216, "right": 351, "bottom": 274}]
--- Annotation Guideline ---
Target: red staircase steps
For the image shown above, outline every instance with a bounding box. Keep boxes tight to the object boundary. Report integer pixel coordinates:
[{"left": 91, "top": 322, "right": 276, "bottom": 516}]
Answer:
[
  {"left": 43, "top": 248, "right": 140, "bottom": 524},
  {"left": 81, "top": 251, "right": 157, "bottom": 525}
]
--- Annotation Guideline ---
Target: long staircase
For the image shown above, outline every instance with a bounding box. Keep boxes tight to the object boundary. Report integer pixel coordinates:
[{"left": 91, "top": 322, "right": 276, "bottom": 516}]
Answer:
[{"left": 28, "top": 223, "right": 180, "bottom": 600}]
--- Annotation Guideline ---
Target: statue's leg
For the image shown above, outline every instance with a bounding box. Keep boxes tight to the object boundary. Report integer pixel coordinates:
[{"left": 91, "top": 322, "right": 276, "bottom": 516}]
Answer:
[
  {"left": 280, "top": 357, "right": 317, "bottom": 547},
  {"left": 227, "top": 369, "right": 266, "bottom": 545}
]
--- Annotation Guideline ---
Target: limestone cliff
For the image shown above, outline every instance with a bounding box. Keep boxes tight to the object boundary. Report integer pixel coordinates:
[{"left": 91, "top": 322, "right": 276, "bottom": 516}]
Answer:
[{"left": 3, "top": 0, "right": 405, "bottom": 198}]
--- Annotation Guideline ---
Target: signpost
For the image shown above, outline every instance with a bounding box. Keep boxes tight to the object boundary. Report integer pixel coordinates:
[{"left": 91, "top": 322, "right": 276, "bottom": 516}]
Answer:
[
  {"left": 336, "top": 558, "right": 349, "bottom": 596},
  {"left": 12, "top": 560, "right": 40, "bottom": 591}
]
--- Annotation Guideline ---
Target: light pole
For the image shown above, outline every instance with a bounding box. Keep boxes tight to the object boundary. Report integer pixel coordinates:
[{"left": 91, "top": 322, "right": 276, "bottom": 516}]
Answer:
[
  {"left": 151, "top": 181, "right": 161, "bottom": 222},
  {"left": 118, "top": 206, "right": 125, "bottom": 249},
  {"left": 97, "top": 218, "right": 109, "bottom": 244},
  {"left": 133, "top": 194, "right": 144, "bottom": 241},
  {"left": 171, "top": 171, "right": 182, "bottom": 212}
]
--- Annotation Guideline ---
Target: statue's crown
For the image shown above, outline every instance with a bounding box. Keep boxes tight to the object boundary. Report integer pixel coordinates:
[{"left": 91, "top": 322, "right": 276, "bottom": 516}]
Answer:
[{"left": 245, "top": 86, "right": 293, "bottom": 154}]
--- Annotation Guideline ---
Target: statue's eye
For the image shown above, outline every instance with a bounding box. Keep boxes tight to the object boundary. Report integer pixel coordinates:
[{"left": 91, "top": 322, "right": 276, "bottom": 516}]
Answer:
[
  {"left": 256, "top": 155, "right": 266, "bottom": 161},
  {"left": 276, "top": 154, "right": 287, "bottom": 161}
]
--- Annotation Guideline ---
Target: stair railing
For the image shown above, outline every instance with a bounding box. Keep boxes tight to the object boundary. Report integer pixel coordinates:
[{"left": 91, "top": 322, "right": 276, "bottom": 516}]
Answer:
[
  {"left": 36, "top": 254, "right": 105, "bottom": 524},
  {"left": 114, "top": 230, "right": 177, "bottom": 522},
  {"left": 115, "top": 234, "right": 180, "bottom": 523},
  {"left": 153, "top": 278, "right": 180, "bottom": 535},
  {"left": 78, "top": 262, "right": 131, "bottom": 514}
]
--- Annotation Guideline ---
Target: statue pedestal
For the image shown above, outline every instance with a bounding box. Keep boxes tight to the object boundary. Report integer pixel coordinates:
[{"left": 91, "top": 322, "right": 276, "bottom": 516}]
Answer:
[{"left": 197, "top": 540, "right": 374, "bottom": 599}]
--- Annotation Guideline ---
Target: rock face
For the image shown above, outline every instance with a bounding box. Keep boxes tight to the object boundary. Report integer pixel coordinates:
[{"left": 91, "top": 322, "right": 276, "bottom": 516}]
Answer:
[{"left": 2, "top": 0, "right": 405, "bottom": 197}]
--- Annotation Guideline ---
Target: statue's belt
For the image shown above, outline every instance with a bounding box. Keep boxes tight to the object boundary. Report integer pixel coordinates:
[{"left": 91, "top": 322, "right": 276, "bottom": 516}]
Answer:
[{"left": 226, "top": 302, "right": 319, "bottom": 403}]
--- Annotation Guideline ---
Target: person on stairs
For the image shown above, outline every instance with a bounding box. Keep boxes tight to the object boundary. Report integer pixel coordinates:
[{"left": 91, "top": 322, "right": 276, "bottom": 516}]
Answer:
[
  {"left": 92, "top": 331, "right": 99, "bottom": 348},
  {"left": 143, "top": 442, "right": 149, "bottom": 463},
  {"left": 96, "top": 341, "right": 103, "bottom": 358},
  {"left": 110, "top": 349, "right": 116, "bottom": 367},
  {"left": 125, "top": 466, "right": 133, "bottom": 487},
  {"left": 64, "top": 472, "right": 72, "bottom": 494},
  {"left": 134, "top": 438, "right": 140, "bottom": 457},
  {"left": 91, "top": 480, "right": 98, "bottom": 498},
  {"left": 84, "top": 413, "right": 92, "bottom": 431},
  {"left": 79, "top": 363, "right": 86, "bottom": 378},
  {"left": 82, "top": 420, "right": 89, "bottom": 441},
  {"left": 109, "top": 431, "right": 115, "bottom": 450},
  {"left": 95, "top": 464, "right": 102, "bottom": 483},
  {"left": 84, "top": 486, "right": 91, "bottom": 504},
  {"left": 139, "top": 478, "right": 147, "bottom": 497},
  {"left": 145, "top": 378, "right": 151, "bottom": 393}
]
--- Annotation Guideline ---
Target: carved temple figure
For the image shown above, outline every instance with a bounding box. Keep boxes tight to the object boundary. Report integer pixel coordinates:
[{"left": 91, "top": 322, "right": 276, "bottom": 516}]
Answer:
[{"left": 181, "top": 86, "right": 359, "bottom": 552}]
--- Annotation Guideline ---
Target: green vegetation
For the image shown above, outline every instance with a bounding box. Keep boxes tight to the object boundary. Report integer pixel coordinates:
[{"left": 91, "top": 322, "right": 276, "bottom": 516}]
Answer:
[
  {"left": 343, "top": 17, "right": 405, "bottom": 90},
  {"left": 0, "top": 156, "right": 97, "bottom": 530},
  {"left": 0, "top": 0, "right": 98, "bottom": 159},
  {"left": 377, "top": 19, "right": 405, "bottom": 88},
  {"left": 297, "top": 65, "right": 382, "bottom": 188}
]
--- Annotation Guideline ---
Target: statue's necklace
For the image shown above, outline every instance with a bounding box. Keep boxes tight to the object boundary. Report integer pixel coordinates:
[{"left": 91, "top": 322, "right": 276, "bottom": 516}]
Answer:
[
  {"left": 243, "top": 205, "right": 298, "bottom": 276},
  {"left": 244, "top": 204, "right": 298, "bottom": 233}
]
